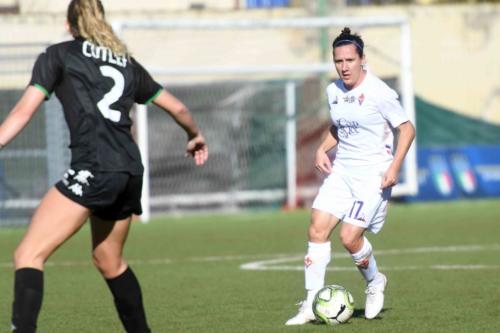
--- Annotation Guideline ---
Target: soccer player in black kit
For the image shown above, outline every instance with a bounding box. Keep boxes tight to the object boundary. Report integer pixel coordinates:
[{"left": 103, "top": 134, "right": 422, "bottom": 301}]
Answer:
[{"left": 0, "top": 1, "right": 208, "bottom": 332}]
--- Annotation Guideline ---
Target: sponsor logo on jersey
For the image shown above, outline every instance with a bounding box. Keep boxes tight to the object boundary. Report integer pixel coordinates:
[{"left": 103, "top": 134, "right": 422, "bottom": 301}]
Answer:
[
  {"left": 343, "top": 96, "right": 356, "bottom": 103},
  {"left": 337, "top": 118, "right": 360, "bottom": 138}
]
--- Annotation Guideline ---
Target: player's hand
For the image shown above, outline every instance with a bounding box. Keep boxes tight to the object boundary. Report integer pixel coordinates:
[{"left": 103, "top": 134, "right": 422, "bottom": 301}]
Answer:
[
  {"left": 186, "top": 133, "right": 208, "bottom": 166},
  {"left": 314, "top": 149, "right": 332, "bottom": 174},
  {"left": 381, "top": 166, "right": 399, "bottom": 189}
]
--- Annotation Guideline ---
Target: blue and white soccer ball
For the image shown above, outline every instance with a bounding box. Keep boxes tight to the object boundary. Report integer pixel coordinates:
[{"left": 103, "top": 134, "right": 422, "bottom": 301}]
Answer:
[{"left": 313, "top": 284, "right": 355, "bottom": 325}]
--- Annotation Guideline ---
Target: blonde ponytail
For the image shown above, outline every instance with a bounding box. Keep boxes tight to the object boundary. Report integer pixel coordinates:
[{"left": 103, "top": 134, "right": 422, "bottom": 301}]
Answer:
[{"left": 67, "top": 0, "right": 128, "bottom": 56}]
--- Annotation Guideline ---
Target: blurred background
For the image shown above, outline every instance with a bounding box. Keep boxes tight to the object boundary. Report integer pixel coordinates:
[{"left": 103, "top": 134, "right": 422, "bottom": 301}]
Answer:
[{"left": 0, "top": 0, "right": 499, "bottom": 225}]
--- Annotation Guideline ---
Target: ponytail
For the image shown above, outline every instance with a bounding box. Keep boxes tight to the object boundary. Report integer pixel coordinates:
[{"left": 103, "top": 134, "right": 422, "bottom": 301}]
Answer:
[{"left": 67, "top": 0, "right": 128, "bottom": 56}]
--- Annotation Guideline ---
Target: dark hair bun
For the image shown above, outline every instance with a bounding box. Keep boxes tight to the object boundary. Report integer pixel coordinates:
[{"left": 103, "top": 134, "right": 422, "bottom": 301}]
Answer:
[{"left": 341, "top": 27, "right": 351, "bottom": 35}]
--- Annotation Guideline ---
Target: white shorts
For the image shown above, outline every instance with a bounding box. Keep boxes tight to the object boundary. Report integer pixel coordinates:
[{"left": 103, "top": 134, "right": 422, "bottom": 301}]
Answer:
[{"left": 312, "top": 170, "right": 392, "bottom": 234}]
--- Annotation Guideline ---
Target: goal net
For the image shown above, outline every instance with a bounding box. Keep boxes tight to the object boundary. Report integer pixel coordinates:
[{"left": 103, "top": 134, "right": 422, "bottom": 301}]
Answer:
[{"left": 115, "top": 16, "right": 417, "bottom": 220}]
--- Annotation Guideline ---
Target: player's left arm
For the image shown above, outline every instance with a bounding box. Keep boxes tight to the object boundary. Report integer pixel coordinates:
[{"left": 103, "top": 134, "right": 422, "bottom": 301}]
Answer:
[
  {"left": 153, "top": 90, "right": 208, "bottom": 166},
  {"left": 381, "top": 120, "right": 415, "bottom": 189},
  {"left": 133, "top": 56, "right": 207, "bottom": 165},
  {"left": 0, "top": 86, "right": 45, "bottom": 147}
]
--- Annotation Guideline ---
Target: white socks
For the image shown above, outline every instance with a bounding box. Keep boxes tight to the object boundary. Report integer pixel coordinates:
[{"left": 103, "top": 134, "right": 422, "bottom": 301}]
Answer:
[
  {"left": 351, "top": 237, "right": 379, "bottom": 283},
  {"left": 302, "top": 238, "right": 379, "bottom": 304},
  {"left": 304, "top": 241, "right": 331, "bottom": 304}
]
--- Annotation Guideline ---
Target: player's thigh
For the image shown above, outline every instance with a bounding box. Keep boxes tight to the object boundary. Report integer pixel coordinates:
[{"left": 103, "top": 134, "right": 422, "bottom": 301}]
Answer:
[
  {"left": 365, "top": 190, "right": 390, "bottom": 234},
  {"left": 90, "top": 216, "right": 131, "bottom": 279},
  {"left": 309, "top": 209, "right": 342, "bottom": 242},
  {"left": 312, "top": 171, "right": 352, "bottom": 220},
  {"left": 90, "top": 215, "right": 132, "bottom": 255},
  {"left": 15, "top": 187, "right": 90, "bottom": 269},
  {"left": 89, "top": 173, "right": 140, "bottom": 256},
  {"left": 90, "top": 216, "right": 132, "bottom": 278}
]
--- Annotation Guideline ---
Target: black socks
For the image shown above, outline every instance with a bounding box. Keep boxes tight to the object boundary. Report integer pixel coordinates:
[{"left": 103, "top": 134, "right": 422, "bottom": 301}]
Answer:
[
  {"left": 106, "top": 267, "right": 151, "bottom": 333},
  {"left": 11, "top": 268, "right": 44, "bottom": 333},
  {"left": 11, "top": 266, "right": 150, "bottom": 333}
]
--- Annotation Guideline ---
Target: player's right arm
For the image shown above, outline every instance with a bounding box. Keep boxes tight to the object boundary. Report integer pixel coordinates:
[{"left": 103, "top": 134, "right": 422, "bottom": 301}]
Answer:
[
  {"left": 315, "top": 125, "right": 338, "bottom": 174},
  {"left": 152, "top": 90, "right": 208, "bottom": 166},
  {"left": 0, "top": 45, "right": 63, "bottom": 146},
  {"left": 0, "top": 86, "right": 45, "bottom": 147}
]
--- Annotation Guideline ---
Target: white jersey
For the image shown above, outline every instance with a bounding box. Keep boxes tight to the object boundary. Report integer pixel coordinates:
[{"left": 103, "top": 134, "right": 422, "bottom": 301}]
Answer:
[{"left": 326, "top": 71, "right": 409, "bottom": 174}]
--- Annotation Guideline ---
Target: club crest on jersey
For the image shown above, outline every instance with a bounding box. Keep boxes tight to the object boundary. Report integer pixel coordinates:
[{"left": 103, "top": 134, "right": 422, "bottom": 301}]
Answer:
[
  {"left": 304, "top": 256, "right": 313, "bottom": 268},
  {"left": 358, "top": 93, "right": 365, "bottom": 105},
  {"left": 343, "top": 96, "right": 356, "bottom": 103}
]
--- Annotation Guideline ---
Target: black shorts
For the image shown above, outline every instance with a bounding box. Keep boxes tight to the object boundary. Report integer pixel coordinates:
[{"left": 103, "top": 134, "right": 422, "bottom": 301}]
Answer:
[{"left": 55, "top": 169, "right": 143, "bottom": 221}]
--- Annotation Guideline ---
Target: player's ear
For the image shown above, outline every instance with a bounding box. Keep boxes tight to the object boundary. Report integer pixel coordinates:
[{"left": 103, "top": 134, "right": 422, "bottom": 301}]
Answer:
[{"left": 361, "top": 55, "right": 367, "bottom": 69}]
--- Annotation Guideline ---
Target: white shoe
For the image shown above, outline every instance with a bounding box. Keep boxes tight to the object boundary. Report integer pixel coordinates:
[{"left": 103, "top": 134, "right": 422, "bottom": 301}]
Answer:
[
  {"left": 285, "top": 301, "right": 316, "bottom": 326},
  {"left": 365, "top": 272, "right": 388, "bottom": 319}
]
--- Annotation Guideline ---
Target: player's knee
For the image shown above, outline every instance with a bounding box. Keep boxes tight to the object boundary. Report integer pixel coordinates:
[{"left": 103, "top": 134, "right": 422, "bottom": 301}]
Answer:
[
  {"left": 338, "top": 230, "right": 361, "bottom": 253},
  {"left": 13, "top": 246, "right": 26, "bottom": 268},
  {"left": 308, "top": 224, "right": 330, "bottom": 242},
  {"left": 92, "top": 251, "right": 124, "bottom": 278},
  {"left": 13, "top": 245, "right": 45, "bottom": 269}
]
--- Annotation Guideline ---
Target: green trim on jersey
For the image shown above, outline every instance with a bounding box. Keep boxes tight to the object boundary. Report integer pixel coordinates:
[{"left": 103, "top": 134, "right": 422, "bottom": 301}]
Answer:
[
  {"left": 33, "top": 83, "right": 50, "bottom": 98},
  {"left": 145, "top": 88, "right": 162, "bottom": 105}
]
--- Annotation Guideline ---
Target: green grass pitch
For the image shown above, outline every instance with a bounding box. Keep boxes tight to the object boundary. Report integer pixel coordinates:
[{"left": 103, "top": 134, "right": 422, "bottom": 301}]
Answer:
[{"left": 1, "top": 199, "right": 500, "bottom": 332}]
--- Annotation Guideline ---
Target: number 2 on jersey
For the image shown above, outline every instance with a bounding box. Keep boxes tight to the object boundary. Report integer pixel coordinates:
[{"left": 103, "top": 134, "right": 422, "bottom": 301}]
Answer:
[{"left": 97, "top": 65, "right": 124, "bottom": 122}]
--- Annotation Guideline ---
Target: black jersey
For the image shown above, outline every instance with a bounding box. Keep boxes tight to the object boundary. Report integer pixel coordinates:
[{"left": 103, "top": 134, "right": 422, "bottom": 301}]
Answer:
[{"left": 30, "top": 38, "right": 162, "bottom": 175}]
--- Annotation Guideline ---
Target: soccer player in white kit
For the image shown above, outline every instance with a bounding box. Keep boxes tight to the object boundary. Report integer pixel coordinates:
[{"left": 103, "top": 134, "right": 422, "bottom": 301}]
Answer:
[{"left": 285, "top": 27, "right": 415, "bottom": 325}]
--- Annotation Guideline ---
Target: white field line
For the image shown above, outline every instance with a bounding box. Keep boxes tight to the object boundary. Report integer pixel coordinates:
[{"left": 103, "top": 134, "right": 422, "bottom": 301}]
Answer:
[
  {"left": 0, "top": 244, "right": 498, "bottom": 270},
  {"left": 240, "top": 264, "right": 500, "bottom": 272},
  {"left": 239, "top": 244, "right": 500, "bottom": 271},
  {"left": 190, "top": 254, "right": 283, "bottom": 262},
  {"left": 0, "top": 258, "right": 174, "bottom": 268}
]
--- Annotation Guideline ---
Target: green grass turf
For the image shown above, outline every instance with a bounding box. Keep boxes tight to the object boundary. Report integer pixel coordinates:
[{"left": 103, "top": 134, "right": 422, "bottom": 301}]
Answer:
[{"left": 1, "top": 199, "right": 500, "bottom": 332}]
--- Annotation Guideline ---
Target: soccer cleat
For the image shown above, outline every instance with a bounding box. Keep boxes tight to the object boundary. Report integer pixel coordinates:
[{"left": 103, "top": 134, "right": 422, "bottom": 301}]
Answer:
[
  {"left": 364, "top": 272, "right": 388, "bottom": 319},
  {"left": 285, "top": 301, "right": 316, "bottom": 326}
]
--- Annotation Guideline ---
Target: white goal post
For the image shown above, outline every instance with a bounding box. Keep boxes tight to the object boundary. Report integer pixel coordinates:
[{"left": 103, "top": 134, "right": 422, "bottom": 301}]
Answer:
[{"left": 114, "top": 16, "right": 418, "bottom": 222}]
